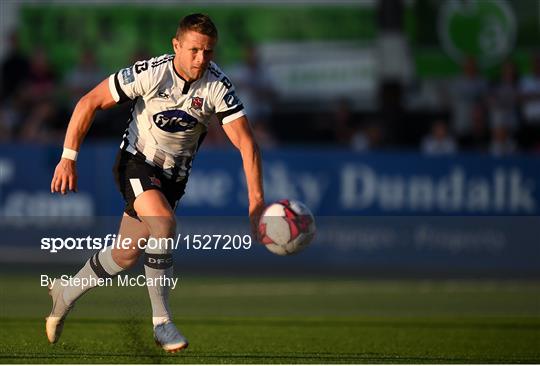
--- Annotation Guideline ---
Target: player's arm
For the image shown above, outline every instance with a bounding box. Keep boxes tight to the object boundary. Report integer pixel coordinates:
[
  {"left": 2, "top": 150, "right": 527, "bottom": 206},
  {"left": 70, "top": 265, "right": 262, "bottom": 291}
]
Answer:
[
  {"left": 51, "top": 79, "right": 116, "bottom": 194},
  {"left": 222, "top": 116, "right": 265, "bottom": 237}
]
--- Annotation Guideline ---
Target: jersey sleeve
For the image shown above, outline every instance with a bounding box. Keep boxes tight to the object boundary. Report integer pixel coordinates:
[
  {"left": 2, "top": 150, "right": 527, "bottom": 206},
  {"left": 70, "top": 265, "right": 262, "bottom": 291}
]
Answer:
[
  {"left": 108, "top": 59, "right": 154, "bottom": 103},
  {"left": 211, "top": 70, "right": 246, "bottom": 125}
]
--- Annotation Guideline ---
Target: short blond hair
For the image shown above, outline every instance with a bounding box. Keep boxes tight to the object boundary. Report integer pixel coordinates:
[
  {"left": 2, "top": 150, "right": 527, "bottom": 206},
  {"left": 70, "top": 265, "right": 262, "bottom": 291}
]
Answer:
[{"left": 176, "top": 13, "right": 218, "bottom": 40}]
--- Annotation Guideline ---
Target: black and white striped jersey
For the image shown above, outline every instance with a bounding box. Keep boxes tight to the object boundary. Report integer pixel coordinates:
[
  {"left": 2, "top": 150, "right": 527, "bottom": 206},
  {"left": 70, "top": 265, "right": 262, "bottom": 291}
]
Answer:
[{"left": 108, "top": 54, "right": 245, "bottom": 179}]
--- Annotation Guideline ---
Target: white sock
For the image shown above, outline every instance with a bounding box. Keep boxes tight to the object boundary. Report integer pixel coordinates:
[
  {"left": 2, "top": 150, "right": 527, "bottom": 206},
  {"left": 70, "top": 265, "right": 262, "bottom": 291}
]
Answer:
[
  {"left": 63, "top": 246, "right": 125, "bottom": 304},
  {"left": 144, "top": 243, "right": 174, "bottom": 327}
]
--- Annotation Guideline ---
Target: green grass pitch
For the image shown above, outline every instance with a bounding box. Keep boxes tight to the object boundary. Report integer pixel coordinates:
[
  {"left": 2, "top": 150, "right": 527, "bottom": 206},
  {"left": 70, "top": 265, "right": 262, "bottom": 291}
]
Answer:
[{"left": 1, "top": 273, "right": 539, "bottom": 363}]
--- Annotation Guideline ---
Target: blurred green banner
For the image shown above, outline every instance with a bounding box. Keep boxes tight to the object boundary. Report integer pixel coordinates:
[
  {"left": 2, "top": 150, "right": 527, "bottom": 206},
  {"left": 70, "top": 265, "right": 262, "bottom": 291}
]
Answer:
[{"left": 20, "top": 4, "right": 375, "bottom": 75}]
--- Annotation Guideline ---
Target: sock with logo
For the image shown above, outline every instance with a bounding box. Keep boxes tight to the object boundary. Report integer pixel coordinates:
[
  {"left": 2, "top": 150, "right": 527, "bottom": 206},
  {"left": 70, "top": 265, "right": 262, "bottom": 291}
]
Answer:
[
  {"left": 62, "top": 246, "right": 125, "bottom": 304},
  {"left": 144, "top": 242, "right": 174, "bottom": 327}
]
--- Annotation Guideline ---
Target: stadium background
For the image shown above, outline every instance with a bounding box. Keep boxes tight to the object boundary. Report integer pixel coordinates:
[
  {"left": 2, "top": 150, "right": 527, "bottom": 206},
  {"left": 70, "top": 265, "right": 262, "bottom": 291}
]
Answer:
[{"left": 0, "top": 0, "right": 539, "bottom": 363}]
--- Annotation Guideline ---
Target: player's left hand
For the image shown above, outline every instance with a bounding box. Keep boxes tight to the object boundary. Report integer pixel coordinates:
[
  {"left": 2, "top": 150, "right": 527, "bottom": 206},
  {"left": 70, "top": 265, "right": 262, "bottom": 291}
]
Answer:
[{"left": 249, "top": 201, "right": 265, "bottom": 242}]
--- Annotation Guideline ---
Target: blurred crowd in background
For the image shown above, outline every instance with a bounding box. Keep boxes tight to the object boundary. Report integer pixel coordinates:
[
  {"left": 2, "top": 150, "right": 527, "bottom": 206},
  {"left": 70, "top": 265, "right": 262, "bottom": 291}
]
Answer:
[{"left": 1, "top": 2, "right": 539, "bottom": 156}]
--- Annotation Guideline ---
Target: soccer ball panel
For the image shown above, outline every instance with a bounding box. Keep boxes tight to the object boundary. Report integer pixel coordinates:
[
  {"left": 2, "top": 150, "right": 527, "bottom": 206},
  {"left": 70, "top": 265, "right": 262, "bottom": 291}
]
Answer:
[
  {"left": 260, "top": 212, "right": 291, "bottom": 245},
  {"left": 258, "top": 199, "right": 316, "bottom": 256}
]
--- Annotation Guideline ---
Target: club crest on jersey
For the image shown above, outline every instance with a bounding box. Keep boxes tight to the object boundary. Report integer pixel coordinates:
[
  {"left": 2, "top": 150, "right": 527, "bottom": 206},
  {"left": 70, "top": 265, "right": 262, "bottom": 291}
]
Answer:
[
  {"left": 153, "top": 110, "right": 198, "bottom": 133},
  {"left": 149, "top": 175, "right": 161, "bottom": 188},
  {"left": 191, "top": 96, "right": 204, "bottom": 110}
]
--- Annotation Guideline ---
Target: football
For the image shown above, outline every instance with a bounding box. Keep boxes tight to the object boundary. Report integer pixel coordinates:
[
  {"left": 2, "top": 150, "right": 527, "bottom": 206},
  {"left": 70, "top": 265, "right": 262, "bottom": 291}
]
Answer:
[{"left": 258, "top": 199, "right": 316, "bottom": 256}]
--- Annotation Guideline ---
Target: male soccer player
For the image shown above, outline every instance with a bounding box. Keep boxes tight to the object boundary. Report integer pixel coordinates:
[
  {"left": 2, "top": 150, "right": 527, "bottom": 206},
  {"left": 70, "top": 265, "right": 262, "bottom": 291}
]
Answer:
[{"left": 48, "top": 13, "right": 265, "bottom": 353}]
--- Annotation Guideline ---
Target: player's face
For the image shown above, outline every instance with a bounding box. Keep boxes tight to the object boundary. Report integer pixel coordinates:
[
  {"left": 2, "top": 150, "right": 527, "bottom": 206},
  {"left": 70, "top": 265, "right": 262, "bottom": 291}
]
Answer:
[{"left": 173, "top": 30, "right": 216, "bottom": 82}]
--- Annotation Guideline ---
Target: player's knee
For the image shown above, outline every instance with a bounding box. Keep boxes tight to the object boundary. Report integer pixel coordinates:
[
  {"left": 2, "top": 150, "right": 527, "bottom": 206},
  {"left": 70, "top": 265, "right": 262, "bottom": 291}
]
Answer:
[
  {"left": 113, "top": 249, "right": 142, "bottom": 269},
  {"left": 147, "top": 215, "right": 176, "bottom": 239},
  {"left": 115, "top": 255, "right": 139, "bottom": 269}
]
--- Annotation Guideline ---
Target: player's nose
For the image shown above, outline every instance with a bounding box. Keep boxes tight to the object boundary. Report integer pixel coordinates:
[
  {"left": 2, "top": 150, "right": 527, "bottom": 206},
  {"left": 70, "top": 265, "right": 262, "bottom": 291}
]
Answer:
[{"left": 194, "top": 51, "right": 206, "bottom": 64}]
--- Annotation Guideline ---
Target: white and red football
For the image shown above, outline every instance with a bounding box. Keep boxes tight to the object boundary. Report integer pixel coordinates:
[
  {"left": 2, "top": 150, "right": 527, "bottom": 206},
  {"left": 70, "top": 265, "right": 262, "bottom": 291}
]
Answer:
[{"left": 258, "top": 199, "right": 316, "bottom": 256}]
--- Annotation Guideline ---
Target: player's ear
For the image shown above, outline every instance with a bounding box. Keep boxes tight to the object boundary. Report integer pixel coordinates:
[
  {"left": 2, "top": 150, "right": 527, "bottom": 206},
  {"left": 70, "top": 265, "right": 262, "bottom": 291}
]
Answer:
[{"left": 172, "top": 37, "right": 181, "bottom": 52}]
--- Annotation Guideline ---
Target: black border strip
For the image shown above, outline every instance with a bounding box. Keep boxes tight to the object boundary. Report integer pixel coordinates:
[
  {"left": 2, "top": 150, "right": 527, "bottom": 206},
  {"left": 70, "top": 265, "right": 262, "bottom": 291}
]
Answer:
[
  {"left": 144, "top": 253, "right": 173, "bottom": 269},
  {"left": 89, "top": 253, "right": 113, "bottom": 279},
  {"left": 216, "top": 105, "right": 244, "bottom": 125},
  {"left": 114, "top": 71, "right": 131, "bottom": 104}
]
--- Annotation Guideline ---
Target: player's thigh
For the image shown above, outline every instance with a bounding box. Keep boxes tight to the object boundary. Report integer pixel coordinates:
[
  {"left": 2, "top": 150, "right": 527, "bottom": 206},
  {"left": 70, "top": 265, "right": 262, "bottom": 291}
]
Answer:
[
  {"left": 133, "top": 189, "right": 176, "bottom": 237},
  {"left": 118, "top": 212, "right": 150, "bottom": 244},
  {"left": 133, "top": 189, "right": 174, "bottom": 217}
]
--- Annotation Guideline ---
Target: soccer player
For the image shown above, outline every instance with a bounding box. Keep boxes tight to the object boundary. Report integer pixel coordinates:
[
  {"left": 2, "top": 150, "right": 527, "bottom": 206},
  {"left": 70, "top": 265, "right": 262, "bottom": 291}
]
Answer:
[{"left": 47, "top": 13, "right": 265, "bottom": 352}]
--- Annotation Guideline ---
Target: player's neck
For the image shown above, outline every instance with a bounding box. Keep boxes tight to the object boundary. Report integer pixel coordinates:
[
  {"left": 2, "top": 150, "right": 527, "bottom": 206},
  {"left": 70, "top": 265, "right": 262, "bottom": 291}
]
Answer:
[{"left": 173, "top": 59, "right": 195, "bottom": 83}]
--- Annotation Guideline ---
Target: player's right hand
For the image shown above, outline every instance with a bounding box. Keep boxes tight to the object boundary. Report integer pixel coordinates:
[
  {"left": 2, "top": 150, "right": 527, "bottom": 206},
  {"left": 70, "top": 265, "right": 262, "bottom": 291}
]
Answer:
[
  {"left": 249, "top": 200, "right": 265, "bottom": 242},
  {"left": 51, "top": 158, "right": 78, "bottom": 194}
]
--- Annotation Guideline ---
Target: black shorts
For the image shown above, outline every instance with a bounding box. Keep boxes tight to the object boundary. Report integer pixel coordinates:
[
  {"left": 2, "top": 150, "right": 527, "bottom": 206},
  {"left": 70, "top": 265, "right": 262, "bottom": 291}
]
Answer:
[{"left": 113, "top": 149, "right": 187, "bottom": 219}]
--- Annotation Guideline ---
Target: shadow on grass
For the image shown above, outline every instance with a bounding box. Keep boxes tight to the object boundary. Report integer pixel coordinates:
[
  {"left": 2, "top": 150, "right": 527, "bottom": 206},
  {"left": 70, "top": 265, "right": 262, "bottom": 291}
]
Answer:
[
  {"left": 1, "top": 351, "right": 540, "bottom": 364},
  {"left": 4, "top": 316, "right": 539, "bottom": 331}
]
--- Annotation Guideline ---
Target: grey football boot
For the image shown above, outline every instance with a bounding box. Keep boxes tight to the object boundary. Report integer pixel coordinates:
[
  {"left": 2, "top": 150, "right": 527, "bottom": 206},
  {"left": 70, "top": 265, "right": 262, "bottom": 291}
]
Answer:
[
  {"left": 154, "top": 321, "right": 189, "bottom": 353},
  {"left": 45, "top": 280, "right": 74, "bottom": 343}
]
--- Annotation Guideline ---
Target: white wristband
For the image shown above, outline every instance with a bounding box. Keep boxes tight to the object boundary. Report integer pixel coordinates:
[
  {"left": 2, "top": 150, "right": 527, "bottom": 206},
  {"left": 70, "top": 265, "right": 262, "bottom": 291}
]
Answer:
[{"left": 62, "top": 148, "right": 78, "bottom": 161}]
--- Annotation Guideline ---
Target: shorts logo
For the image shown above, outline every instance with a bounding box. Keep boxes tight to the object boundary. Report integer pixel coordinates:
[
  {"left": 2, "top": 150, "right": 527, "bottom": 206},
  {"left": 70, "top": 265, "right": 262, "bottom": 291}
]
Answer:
[
  {"left": 149, "top": 175, "right": 161, "bottom": 188},
  {"left": 121, "top": 68, "right": 135, "bottom": 85},
  {"left": 191, "top": 96, "right": 204, "bottom": 110},
  {"left": 152, "top": 109, "right": 198, "bottom": 133},
  {"left": 157, "top": 90, "right": 170, "bottom": 99}
]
